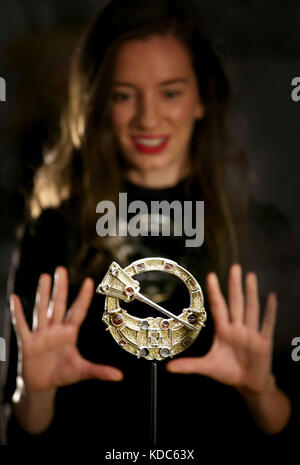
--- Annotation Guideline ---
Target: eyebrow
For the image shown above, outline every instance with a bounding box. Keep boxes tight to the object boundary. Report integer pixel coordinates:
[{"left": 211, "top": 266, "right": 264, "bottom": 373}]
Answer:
[{"left": 112, "top": 78, "right": 189, "bottom": 88}]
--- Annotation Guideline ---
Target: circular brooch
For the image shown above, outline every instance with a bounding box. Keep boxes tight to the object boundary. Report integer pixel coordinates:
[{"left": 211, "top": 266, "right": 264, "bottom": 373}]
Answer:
[{"left": 96, "top": 257, "right": 206, "bottom": 360}]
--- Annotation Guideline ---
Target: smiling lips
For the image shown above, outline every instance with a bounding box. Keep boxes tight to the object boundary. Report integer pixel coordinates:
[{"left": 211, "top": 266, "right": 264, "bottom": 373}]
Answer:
[{"left": 131, "top": 135, "right": 170, "bottom": 154}]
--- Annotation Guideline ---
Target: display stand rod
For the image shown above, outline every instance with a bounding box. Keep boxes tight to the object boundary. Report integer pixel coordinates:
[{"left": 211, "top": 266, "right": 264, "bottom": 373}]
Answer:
[{"left": 151, "top": 361, "right": 158, "bottom": 446}]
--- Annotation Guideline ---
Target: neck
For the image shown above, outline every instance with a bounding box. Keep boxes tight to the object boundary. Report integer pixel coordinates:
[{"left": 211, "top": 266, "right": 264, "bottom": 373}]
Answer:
[{"left": 125, "top": 160, "right": 190, "bottom": 189}]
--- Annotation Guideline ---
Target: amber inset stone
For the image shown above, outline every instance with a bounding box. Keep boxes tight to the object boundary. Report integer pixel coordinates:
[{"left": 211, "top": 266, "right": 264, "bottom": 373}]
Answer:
[
  {"left": 187, "top": 313, "right": 198, "bottom": 324},
  {"left": 164, "top": 263, "right": 174, "bottom": 271},
  {"left": 112, "top": 314, "right": 124, "bottom": 326},
  {"left": 137, "top": 263, "right": 146, "bottom": 271},
  {"left": 125, "top": 286, "right": 135, "bottom": 296},
  {"left": 161, "top": 320, "right": 170, "bottom": 330},
  {"left": 119, "top": 339, "right": 126, "bottom": 347}
]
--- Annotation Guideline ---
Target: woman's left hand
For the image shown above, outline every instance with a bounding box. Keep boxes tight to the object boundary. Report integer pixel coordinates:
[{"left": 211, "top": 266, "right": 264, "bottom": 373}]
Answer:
[{"left": 166, "top": 264, "right": 277, "bottom": 396}]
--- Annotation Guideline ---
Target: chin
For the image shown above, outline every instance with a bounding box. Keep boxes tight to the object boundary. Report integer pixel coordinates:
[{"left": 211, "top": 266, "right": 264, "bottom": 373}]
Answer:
[
  {"left": 127, "top": 153, "right": 169, "bottom": 168},
  {"left": 138, "top": 160, "right": 171, "bottom": 172}
]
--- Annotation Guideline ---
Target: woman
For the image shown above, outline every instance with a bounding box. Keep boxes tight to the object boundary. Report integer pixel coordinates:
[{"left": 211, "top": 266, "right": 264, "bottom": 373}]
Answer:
[{"left": 5, "top": 0, "right": 293, "bottom": 450}]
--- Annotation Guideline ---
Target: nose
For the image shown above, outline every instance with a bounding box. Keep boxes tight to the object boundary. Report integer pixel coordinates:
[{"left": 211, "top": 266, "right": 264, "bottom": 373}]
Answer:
[{"left": 133, "top": 92, "right": 159, "bottom": 129}]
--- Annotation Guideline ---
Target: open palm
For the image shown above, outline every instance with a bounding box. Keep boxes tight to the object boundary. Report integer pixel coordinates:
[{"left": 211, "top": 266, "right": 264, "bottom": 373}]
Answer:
[
  {"left": 10, "top": 267, "right": 123, "bottom": 393},
  {"left": 167, "top": 264, "right": 277, "bottom": 395}
]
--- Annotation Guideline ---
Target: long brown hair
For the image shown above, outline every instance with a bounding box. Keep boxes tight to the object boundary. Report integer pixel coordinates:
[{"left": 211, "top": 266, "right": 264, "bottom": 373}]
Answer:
[{"left": 30, "top": 0, "right": 250, "bottom": 285}]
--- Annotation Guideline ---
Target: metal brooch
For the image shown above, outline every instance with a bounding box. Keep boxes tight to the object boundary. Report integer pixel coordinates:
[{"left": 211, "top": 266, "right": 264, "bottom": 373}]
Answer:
[{"left": 96, "top": 257, "right": 206, "bottom": 360}]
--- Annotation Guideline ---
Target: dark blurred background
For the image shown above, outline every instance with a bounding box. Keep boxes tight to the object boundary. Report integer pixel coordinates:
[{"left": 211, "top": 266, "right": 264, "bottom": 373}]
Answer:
[{"left": 0, "top": 0, "right": 300, "bottom": 423}]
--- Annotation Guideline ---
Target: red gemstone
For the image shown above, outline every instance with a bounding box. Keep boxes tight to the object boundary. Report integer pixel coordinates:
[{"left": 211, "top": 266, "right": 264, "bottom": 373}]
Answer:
[
  {"left": 164, "top": 263, "right": 174, "bottom": 271},
  {"left": 119, "top": 339, "right": 126, "bottom": 346},
  {"left": 112, "top": 314, "right": 123, "bottom": 326},
  {"left": 161, "top": 320, "right": 170, "bottom": 329},
  {"left": 125, "top": 286, "right": 135, "bottom": 296}
]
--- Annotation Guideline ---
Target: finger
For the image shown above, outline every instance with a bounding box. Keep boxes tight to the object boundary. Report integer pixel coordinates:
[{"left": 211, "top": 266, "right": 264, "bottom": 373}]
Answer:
[
  {"left": 245, "top": 273, "right": 260, "bottom": 330},
  {"left": 261, "top": 293, "right": 277, "bottom": 339},
  {"left": 206, "top": 272, "right": 229, "bottom": 328},
  {"left": 80, "top": 359, "right": 124, "bottom": 382},
  {"left": 228, "top": 264, "right": 244, "bottom": 323},
  {"left": 166, "top": 356, "right": 211, "bottom": 376},
  {"left": 33, "top": 274, "right": 52, "bottom": 331},
  {"left": 10, "top": 294, "right": 31, "bottom": 341},
  {"left": 49, "top": 267, "right": 69, "bottom": 324},
  {"left": 65, "top": 278, "right": 94, "bottom": 327}
]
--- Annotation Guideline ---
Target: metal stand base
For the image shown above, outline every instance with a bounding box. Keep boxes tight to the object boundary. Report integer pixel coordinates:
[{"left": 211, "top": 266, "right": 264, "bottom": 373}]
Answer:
[{"left": 150, "top": 361, "right": 158, "bottom": 446}]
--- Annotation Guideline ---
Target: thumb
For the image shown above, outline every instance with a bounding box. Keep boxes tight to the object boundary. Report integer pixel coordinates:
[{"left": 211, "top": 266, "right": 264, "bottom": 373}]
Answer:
[
  {"left": 80, "top": 360, "right": 124, "bottom": 382},
  {"left": 166, "top": 356, "right": 211, "bottom": 376}
]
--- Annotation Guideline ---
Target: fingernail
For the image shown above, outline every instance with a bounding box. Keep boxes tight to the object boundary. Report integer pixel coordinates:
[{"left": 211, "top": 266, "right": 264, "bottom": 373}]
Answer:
[
  {"left": 113, "top": 371, "right": 123, "bottom": 381},
  {"left": 271, "top": 292, "right": 277, "bottom": 302},
  {"left": 166, "top": 362, "right": 178, "bottom": 372},
  {"left": 232, "top": 262, "right": 240, "bottom": 270},
  {"left": 85, "top": 277, "right": 94, "bottom": 288},
  {"left": 206, "top": 272, "right": 214, "bottom": 281}
]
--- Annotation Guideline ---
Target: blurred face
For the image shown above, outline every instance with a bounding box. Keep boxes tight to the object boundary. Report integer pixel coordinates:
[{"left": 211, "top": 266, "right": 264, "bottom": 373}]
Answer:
[{"left": 110, "top": 34, "right": 205, "bottom": 187}]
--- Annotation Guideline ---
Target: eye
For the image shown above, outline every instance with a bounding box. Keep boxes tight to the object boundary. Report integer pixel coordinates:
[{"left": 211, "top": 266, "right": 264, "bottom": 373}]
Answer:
[
  {"left": 111, "top": 91, "right": 133, "bottom": 102},
  {"left": 163, "top": 89, "right": 183, "bottom": 99}
]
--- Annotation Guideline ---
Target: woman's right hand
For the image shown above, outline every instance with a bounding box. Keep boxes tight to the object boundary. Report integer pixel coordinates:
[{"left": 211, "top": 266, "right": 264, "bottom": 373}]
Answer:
[{"left": 10, "top": 267, "right": 124, "bottom": 394}]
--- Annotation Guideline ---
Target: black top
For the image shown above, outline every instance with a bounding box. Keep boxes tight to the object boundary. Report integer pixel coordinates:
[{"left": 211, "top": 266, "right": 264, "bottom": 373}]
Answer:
[{"left": 3, "top": 180, "right": 300, "bottom": 454}]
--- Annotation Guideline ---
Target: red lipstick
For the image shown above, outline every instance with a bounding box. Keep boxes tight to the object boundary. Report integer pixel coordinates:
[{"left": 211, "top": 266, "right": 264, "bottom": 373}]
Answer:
[{"left": 130, "top": 135, "right": 170, "bottom": 154}]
